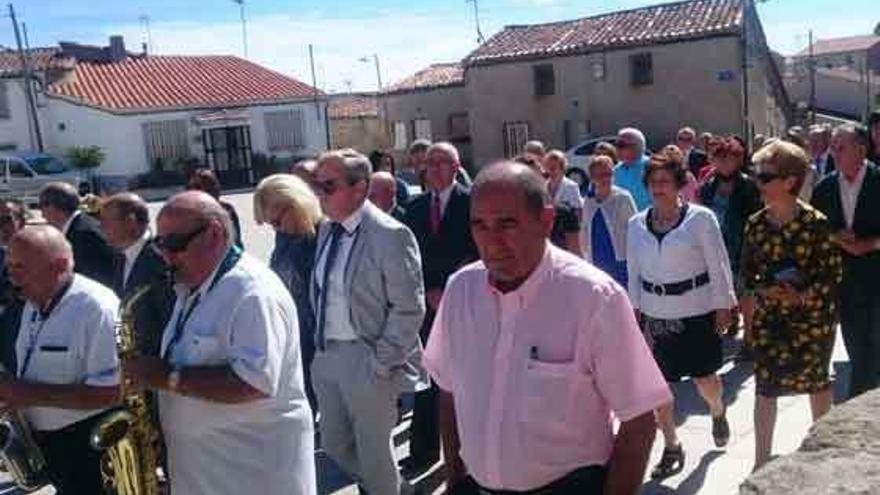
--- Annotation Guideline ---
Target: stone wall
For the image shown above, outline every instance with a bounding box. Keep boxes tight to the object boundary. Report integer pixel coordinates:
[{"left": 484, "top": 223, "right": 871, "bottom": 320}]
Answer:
[{"left": 740, "top": 389, "right": 880, "bottom": 494}]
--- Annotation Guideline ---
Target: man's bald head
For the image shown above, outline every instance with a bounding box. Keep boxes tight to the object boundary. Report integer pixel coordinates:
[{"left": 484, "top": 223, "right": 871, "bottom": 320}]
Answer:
[
  {"left": 7, "top": 226, "right": 74, "bottom": 305},
  {"left": 159, "top": 191, "right": 233, "bottom": 246},
  {"left": 472, "top": 161, "right": 550, "bottom": 216},
  {"left": 11, "top": 225, "right": 73, "bottom": 265},
  {"left": 368, "top": 171, "right": 397, "bottom": 213}
]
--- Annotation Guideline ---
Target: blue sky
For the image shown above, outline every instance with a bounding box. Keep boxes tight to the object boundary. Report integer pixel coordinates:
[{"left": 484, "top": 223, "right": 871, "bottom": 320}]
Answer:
[{"left": 5, "top": 0, "right": 878, "bottom": 92}]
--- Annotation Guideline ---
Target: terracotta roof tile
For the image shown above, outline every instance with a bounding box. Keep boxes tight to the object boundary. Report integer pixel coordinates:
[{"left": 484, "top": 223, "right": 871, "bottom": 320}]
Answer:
[
  {"left": 0, "top": 47, "right": 75, "bottom": 76},
  {"left": 795, "top": 35, "right": 880, "bottom": 57},
  {"left": 465, "top": 0, "right": 743, "bottom": 65},
  {"left": 328, "top": 94, "right": 379, "bottom": 119},
  {"left": 48, "top": 55, "right": 321, "bottom": 113},
  {"left": 383, "top": 63, "right": 464, "bottom": 94}
]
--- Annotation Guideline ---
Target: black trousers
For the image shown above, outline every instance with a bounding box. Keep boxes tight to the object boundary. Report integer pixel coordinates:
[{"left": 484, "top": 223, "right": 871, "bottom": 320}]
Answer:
[
  {"left": 409, "top": 307, "right": 440, "bottom": 466},
  {"left": 840, "top": 287, "right": 880, "bottom": 398},
  {"left": 36, "top": 415, "right": 107, "bottom": 494},
  {"left": 450, "top": 465, "right": 607, "bottom": 495}
]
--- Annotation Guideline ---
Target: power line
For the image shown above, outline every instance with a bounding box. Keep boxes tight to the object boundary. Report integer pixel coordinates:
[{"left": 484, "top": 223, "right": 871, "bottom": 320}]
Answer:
[{"left": 466, "top": 0, "right": 486, "bottom": 44}]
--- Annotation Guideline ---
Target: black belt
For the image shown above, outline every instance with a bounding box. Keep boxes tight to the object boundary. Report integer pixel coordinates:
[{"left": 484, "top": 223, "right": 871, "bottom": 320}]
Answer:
[
  {"left": 475, "top": 465, "right": 606, "bottom": 494},
  {"left": 642, "top": 272, "right": 710, "bottom": 296}
]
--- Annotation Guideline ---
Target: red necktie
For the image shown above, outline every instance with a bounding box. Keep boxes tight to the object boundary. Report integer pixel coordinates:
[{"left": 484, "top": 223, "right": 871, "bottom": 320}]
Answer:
[{"left": 429, "top": 194, "right": 442, "bottom": 236}]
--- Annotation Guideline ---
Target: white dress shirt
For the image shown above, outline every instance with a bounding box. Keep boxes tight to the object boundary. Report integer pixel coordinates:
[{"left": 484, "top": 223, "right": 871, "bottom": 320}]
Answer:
[
  {"left": 314, "top": 205, "right": 365, "bottom": 342},
  {"left": 626, "top": 204, "right": 737, "bottom": 319},
  {"left": 839, "top": 162, "right": 867, "bottom": 230},
  {"left": 815, "top": 151, "right": 832, "bottom": 176},
  {"left": 17, "top": 275, "right": 120, "bottom": 431},
  {"left": 552, "top": 177, "right": 584, "bottom": 209},
  {"left": 432, "top": 182, "right": 456, "bottom": 218},
  {"left": 122, "top": 230, "right": 151, "bottom": 288},
  {"left": 159, "top": 252, "right": 316, "bottom": 495}
]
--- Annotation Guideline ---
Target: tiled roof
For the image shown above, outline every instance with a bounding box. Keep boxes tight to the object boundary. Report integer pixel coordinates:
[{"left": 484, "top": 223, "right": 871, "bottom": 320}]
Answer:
[
  {"left": 328, "top": 94, "right": 379, "bottom": 119},
  {"left": 465, "top": 0, "right": 742, "bottom": 66},
  {"left": 49, "top": 55, "right": 321, "bottom": 113},
  {"left": 0, "top": 47, "right": 75, "bottom": 76},
  {"left": 383, "top": 63, "right": 464, "bottom": 94},
  {"left": 795, "top": 35, "right": 880, "bottom": 57}
]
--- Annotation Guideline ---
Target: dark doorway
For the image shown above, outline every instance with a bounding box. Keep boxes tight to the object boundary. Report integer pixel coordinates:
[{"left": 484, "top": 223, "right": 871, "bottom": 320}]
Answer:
[{"left": 203, "top": 125, "right": 253, "bottom": 188}]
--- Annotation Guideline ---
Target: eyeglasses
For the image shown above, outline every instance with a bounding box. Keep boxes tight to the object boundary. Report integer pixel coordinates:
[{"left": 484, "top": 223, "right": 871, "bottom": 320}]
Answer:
[
  {"left": 155, "top": 224, "right": 208, "bottom": 253},
  {"left": 315, "top": 178, "right": 347, "bottom": 196},
  {"left": 755, "top": 171, "right": 788, "bottom": 184}
]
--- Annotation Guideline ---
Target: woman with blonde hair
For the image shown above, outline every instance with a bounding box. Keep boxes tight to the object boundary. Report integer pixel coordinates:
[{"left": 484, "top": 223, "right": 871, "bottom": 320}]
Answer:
[{"left": 254, "top": 173, "right": 324, "bottom": 410}]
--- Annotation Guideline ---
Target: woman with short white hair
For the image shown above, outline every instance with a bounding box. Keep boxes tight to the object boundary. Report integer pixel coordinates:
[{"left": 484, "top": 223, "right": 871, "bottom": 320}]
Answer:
[
  {"left": 582, "top": 155, "right": 636, "bottom": 287},
  {"left": 254, "top": 173, "right": 324, "bottom": 411}
]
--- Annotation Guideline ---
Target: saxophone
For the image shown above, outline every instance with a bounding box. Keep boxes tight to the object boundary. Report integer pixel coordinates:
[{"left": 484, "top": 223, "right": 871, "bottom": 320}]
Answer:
[
  {"left": 0, "top": 364, "right": 48, "bottom": 491},
  {"left": 90, "top": 284, "right": 161, "bottom": 495}
]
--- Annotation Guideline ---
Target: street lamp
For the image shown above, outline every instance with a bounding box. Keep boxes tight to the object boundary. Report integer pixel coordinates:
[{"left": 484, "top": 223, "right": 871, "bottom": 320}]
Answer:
[
  {"left": 358, "top": 54, "right": 382, "bottom": 91},
  {"left": 232, "top": 0, "right": 248, "bottom": 59}
]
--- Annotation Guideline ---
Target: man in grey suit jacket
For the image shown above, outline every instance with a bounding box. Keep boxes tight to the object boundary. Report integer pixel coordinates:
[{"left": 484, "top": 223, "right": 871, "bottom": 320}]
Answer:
[{"left": 310, "top": 149, "right": 426, "bottom": 494}]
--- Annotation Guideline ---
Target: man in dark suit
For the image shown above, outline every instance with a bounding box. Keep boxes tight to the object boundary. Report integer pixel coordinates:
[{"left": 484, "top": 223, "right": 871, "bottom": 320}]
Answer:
[
  {"left": 39, "top": 182, "right": 116, "bottom": 288},
  {"left": 812, "top": 124, "right": 880, "bottom": 399},
  {"left": 368, "top": 171, "right": 407, "bottom": 222},
  {"left": 403, "top": 142, "right": 478, "bottom": 473},
  {"left": 99, "top": 193, "right": 174, "bottom": 357},
  {"left": 0, "top": 200, "right": 27, "bottom": 373},
  {"left": 809, "top": 124, "right": 836, "bottom": 177}
]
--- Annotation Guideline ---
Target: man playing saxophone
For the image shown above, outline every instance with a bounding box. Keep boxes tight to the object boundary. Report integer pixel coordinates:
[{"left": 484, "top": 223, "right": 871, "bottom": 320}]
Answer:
[
  {"left": 0, "top": 225, "right": 121, "bottom": 493},
  {"left": 124, "top": 191, "right": 317, "bottom": 495}
]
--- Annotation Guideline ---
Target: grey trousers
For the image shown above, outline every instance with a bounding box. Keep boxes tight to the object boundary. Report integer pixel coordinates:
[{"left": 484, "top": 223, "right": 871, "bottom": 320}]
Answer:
[{"left": 312, "top": 340, "right": 401, "bottom": 494}]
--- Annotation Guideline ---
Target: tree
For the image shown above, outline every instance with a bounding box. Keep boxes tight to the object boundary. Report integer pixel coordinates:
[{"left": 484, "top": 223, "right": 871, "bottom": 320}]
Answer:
[{"left": 67, "top": 145, "right": 106, "bottom": 191}]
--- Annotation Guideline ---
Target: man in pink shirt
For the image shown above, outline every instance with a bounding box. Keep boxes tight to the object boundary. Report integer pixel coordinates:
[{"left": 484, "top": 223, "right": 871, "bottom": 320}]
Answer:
[{"left": 423, "top": 162, "right": 672, "bottom": 494}]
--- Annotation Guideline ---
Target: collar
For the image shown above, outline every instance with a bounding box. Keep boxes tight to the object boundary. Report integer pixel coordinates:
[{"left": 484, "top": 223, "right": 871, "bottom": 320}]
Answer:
[
  {"left": 621, "top": 155, "right": 648, "bottom": 169},
  {"left": 32, "top": 276, "right": 74, "bottom": 320},
  {"left": 61, "top": 210, "right": 81, "bottom": 235},
  {"left": 432, "top": 182, "right": 456, "bottom": 204},
  {"left": 123, "top": 230, "right": 151, "bottom": 266},
  {"left": 339, "top": 202, "right": 367, "bottom": 235},
  {"left": 175, "top": 246, "right": 242, "bottom": 300},
  {"left": 484, "top": 241, "right": 552, "bottom": 303}
]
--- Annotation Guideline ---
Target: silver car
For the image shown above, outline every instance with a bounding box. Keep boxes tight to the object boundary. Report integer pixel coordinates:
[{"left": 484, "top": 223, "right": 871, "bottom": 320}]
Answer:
[{"left": 0, "top": 152, "right": 88, "bottom": 203}]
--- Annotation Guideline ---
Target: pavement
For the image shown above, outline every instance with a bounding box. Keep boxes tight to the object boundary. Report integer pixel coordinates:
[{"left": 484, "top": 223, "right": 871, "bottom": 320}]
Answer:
[{"left": 0, "top": 191, "right": 855, "bottom": 494}]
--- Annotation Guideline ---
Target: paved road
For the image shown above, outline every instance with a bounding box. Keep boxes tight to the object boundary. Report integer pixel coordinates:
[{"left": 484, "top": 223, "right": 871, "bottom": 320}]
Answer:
[{"left": 0, "top": 191, "right": 854, "bottom": 494}]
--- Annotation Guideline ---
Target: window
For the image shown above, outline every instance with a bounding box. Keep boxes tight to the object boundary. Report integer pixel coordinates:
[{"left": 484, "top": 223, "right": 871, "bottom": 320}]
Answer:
[
  {"left": 503, "top": 122, "right": 529, "bottom": 158},
  {"left": 630, "top": 53, "right": 653, "bottom": 86},
  {"left": 264, "top": 109, "right": 305, "bottom": 151},
  {"left": 143, "top": 120, "right": 189, "bottom": 169},
  {"left": 203, "top": 126, "right": 252, "bottom": 172},
  {"left": 533, "top": 64, "right": 555, "bottom": 96},
  {"left": 8, "top": 159, "right": 33, "bottom": 178},
  {"left": 448, "top": 113, "right": 469, "bottom": 139},
  {"left": 393, "top": 121, "right": 408, "bottom": 150},
  {"left": 414, "top": 119, "right": 432, "bottom": 141},
  {"left": 0, "top": 82, "right": 9, "bottom": 120}
]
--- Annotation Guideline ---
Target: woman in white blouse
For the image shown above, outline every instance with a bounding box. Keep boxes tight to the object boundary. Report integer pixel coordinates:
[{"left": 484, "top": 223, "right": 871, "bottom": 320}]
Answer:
[
  {"left": 543, "top": 150, "right": 584, "bottom": 221},
  {"left": 582, "top": 155, "right": 637, "bottom": 287},
  {"left": 626, "top": 149, "right": 738, "bottom": 480}
]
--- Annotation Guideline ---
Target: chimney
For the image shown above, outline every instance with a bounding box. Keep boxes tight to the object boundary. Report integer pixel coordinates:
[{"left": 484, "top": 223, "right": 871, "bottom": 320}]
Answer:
[{"left": 108, "top": 35, "right": 126, "bottom": 62}]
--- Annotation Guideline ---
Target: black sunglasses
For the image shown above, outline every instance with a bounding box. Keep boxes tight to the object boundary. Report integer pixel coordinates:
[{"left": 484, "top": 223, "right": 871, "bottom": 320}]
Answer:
[
  {"left": 155, "top": 224, "right": 208, "bottom": 253},
  {"left": 755, "top": 171, "right": 788, "bottom": 184}
]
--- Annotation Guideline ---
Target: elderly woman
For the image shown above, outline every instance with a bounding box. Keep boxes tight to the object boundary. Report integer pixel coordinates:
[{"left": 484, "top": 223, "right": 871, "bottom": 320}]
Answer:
[
  {"left": 187, "top": 168, "right": 244, "bottom": 248},
  {"left": 543, "top": 150, "right": 584, "bottom": 219},
  {"left": 627, "top": 149, "right": 737, "bottom": 479},
  {"left": 514, "top": 154, "right": 581, "bottom": 254},
  {"left": 253, "top": 173, "right": 324, "bottom": 411},
  {"left": 740, "top": 140, "right": 842, "bottom": 471},
  {"left": 661, "top": 144, "right": 699, "bottom": 202},
  {"left": 582, "top": 155, "right": 636, "bottom": 287}
]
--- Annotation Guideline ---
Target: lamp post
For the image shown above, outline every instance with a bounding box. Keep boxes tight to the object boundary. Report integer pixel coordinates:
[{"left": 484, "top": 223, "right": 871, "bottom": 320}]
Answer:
[
  {"left": 232, "top": 0, "right": 248, "bottom": 59},
  {"left": 358, "top": 54, "right": 382, "bottom": 91}
]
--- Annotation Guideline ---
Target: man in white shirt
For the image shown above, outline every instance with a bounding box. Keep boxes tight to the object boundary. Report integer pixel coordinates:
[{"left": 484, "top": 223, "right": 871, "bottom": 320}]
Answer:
[
  {"left": 0, "top": 225, "right": 120, "bottom": 494},
  {"left": 124, "top": 191, "right": 316, "bottom": 495}
]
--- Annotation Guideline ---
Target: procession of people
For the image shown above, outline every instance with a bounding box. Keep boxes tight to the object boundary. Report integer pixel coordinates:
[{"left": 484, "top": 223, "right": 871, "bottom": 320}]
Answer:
[{"left": 0, "top": 115, "right": 877, "bottom": 495}]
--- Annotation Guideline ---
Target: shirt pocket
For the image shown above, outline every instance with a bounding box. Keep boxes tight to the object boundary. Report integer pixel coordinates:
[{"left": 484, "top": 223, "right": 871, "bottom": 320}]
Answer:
[
  {"left": 522, "top": 359, "right": 590, "bottom": 431},
  {"left": 31, "top": 342, "right": 76, "bottom": 384},
  {"left": 180, "top": 323, "right": 225, "bottom": 366}
]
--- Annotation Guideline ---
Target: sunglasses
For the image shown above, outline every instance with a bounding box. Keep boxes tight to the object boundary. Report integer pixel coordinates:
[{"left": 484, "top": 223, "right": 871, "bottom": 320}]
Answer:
[
  {"left": 155, "top": 224, "right": 208, "bottom": 253},
  {"left": 755, "top": 171, "right": 788, "bottom": 184},
  {"left": 618, "top": 141, "right": 637, "bottom": 149}
]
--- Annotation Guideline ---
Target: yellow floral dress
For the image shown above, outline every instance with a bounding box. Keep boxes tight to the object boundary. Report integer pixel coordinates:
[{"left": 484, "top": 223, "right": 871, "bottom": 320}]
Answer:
[{"left": 740, "top": 201, "right": 842, "bottom": 396}]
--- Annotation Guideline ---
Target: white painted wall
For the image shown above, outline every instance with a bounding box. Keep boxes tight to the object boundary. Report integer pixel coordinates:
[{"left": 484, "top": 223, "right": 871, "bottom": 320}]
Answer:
[
  {"left": 0, "top": 78, "right": 46, "bottom": 151},
  {"left": 44, "top": 98, "right": 329, "bottom": 178}
]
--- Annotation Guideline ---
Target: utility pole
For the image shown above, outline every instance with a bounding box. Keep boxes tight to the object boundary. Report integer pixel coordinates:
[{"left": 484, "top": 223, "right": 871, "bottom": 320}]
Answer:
[
  {"left": 233, "top": 0, "right": 248, "bottom": 59},
  {"left": 358, "top": 54, "right": 383, "bottom": 91},
  {"left": 8, "top": 3, "right": 43, "bottom": 152},
  {"left": 808, "top": 29, "right": 816, "bottom": 125},
  {"left": 309, "top": 44, "right": 331, "bottom": 150},
  {"left": 466, "top": 0, "right": 486, "bottom": 44},
  {"left": 139, "top": 14, "right": 152, "bottom": 54}
]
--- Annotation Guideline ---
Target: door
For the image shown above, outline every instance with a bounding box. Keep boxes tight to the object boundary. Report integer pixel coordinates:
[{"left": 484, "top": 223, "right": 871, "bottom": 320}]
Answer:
[{"left": 203, "top": 126, "right": 253, "bottom": 188}]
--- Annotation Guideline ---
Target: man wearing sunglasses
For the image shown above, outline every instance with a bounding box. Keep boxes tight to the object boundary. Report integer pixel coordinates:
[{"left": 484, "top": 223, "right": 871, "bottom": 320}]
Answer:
[
  {"left": 123, "top": 191, "right": 316, "bottom": 495},
  {"left": 613, "top": 127, "right": 652, "bottom": 211},
  {"left": 311, "top": 149, "right": 426, "bottom": 495}
]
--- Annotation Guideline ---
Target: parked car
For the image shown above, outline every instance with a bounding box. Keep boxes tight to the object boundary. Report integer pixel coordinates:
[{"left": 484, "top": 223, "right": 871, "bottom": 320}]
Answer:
[{"left": 0, "top": 152, "right": 89, "bottom": 203}]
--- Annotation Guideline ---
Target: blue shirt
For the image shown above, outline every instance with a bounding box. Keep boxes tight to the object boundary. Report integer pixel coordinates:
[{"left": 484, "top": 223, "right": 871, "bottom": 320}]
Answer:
[{"left": 613, "top": 156, "right": 651, "bottom": 211}]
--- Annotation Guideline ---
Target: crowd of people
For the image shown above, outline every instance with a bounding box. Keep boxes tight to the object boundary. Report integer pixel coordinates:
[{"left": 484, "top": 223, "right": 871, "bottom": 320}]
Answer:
[{"left": 0, "top": 113, "right": 876, "bottom": 495}]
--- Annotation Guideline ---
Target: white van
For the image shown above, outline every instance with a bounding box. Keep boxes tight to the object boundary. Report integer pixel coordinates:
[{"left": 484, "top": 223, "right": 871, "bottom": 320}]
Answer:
[{"left": 0, "top": 152, "right": 88, "bottom": 203}]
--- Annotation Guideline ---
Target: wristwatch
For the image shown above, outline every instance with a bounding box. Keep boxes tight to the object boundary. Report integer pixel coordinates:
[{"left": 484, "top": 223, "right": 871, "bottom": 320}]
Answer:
[{"left": 167, "top": 369, "right": 182, "bottom": 392}]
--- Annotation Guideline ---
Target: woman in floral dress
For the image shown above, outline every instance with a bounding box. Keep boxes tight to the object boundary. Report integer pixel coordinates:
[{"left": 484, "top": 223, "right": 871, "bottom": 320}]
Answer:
[{"left": 740, "top": 140, "right": 842, "bottom": 471}]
